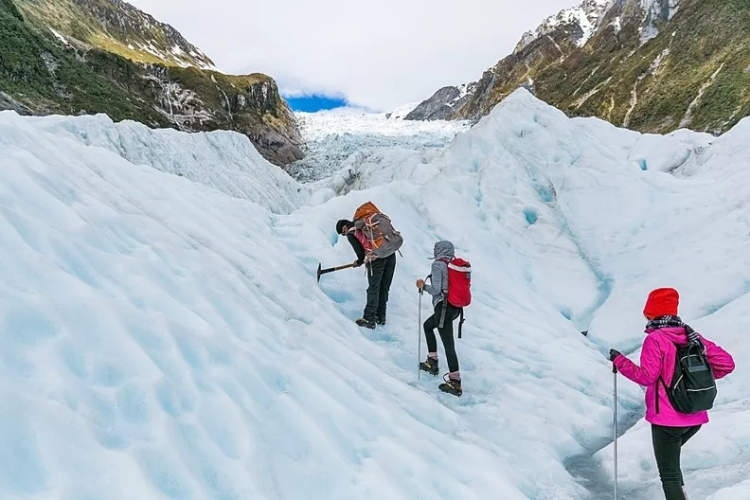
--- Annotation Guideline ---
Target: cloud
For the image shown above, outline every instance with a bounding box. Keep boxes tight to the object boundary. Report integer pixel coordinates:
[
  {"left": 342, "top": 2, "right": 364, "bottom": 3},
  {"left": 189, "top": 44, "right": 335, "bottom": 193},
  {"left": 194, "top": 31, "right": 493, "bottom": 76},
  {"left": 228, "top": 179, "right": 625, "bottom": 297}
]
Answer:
[{"left": 126, "top": 0, "right": 578, "bottom": 111}]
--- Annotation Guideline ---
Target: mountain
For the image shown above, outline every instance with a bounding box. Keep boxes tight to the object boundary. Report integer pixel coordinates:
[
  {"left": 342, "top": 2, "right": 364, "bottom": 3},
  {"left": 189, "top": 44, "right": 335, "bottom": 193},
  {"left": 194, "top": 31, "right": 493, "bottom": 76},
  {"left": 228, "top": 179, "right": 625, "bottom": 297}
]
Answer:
[
  {"left": 14, "top": 0, "right": 216, "bottom": 69},
  {"left": 0, "top": 0, "right": 303, "bottom": 165},
  {"left": 403, "top": 83, "right": 476, "bottom": 121},
  {"left": 407, "top": 0, "right": 750, "bottom": 135}
]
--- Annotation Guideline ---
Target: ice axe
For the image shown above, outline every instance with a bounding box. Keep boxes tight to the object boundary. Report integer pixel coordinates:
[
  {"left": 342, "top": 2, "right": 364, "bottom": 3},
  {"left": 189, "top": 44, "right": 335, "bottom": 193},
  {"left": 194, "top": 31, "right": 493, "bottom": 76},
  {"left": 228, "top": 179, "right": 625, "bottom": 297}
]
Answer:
[{"left": 316, "top": 262, "right": 357, "bottom": 282}]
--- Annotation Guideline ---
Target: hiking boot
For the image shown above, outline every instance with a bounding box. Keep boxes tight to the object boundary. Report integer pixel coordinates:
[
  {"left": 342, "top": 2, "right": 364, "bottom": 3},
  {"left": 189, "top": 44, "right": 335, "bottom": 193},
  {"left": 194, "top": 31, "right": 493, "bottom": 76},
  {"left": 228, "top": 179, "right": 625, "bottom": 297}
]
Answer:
[
  {"left": 439, "top": 375, "right": 462, "bottom": 397},
  {"left": 419, "top": 357, "right": 439, "bottom": 376},
  {"left": 355, "top": 318, "right": 376, "bottom": 329},
  {"left": 376, "top": 312, "right": 386, "bottom": 325}
]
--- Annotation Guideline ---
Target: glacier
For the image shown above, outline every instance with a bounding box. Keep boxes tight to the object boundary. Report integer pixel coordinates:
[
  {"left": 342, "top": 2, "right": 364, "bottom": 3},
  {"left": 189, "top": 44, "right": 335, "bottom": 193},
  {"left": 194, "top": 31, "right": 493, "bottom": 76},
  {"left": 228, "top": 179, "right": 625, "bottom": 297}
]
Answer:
[{"left": 0, "top": 88, "right": 748, "bottom": 499}]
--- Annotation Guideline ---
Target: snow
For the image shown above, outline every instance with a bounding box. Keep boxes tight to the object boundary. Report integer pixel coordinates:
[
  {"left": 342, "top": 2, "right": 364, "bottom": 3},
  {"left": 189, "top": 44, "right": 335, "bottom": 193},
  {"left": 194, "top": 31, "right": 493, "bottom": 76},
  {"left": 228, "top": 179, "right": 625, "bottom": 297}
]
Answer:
[
  {"left": 457, "top": 82, "right": 472, "bottom": 100},
  {"left": 386, "top": 102, "right": 421, "bottom": 120},
  {"left": 287, "top": 107, "right": 470, "bottom": 192},
  {"left": 18, "top": 113, "right": 306, "bottom": 214},
  {"left": 140, "top": 42, "right": 166, "bottom": 60},
  {"left": 294, "top": 107, "right": 465, "bottom": 141},
  {"left": 519, "top": 0, "right": 680, "bottom": 52},
  {"left": 48, "top": 28, "right": 70, "bottom": 46},
  {"left": 0, "top": 88, "right": 748, "bottom": 499},
  {"left": 611, "top": 15, "right": 622, "bottom": 33},
  {"left": 516, "top": 0, "right": 611, "bottom": 52},
  {"left": 639, "top": 0, "right": 680, "bottom": 44},
  {"left": 679, "top": 63, "right": 725, "bottom": 129},
  {"left": 642, "top": 0, "right": 681, "bottom": 20}
]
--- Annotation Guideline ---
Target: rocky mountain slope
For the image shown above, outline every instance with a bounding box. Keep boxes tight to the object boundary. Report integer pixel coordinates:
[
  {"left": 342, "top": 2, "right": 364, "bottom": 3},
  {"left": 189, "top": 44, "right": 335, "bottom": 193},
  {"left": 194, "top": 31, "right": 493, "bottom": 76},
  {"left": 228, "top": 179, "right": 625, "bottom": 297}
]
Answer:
[
  {"left": 15, "top": 0, "right": 216, "bottom": 69},
  {"left": 1, "top": 0, "right": 302, "bottom": 165},
  {"left": 408, "top": 0, "right": 750, "bottom": 135}
]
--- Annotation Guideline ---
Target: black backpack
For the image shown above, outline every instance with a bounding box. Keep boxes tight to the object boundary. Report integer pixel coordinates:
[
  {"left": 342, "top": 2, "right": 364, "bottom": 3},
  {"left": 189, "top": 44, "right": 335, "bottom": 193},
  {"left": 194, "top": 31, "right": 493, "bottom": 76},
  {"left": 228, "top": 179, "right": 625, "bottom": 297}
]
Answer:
[{"left": 659, "top": 328, "right": 717, "bottom": 414}]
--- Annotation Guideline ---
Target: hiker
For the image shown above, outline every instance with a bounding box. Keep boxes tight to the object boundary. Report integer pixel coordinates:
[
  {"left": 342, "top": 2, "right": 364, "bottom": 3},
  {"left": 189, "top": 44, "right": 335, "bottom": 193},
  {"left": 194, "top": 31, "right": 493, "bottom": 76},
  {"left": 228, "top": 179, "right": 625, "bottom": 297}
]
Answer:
[
  {"left": 416, "top": 240, "right": 470, "bottom": 397},
  {"left": 609, "top": 288, "right": 735, "bottom": 500},
  {"left": 336, "top": 202, "right": 402, "bottom": 329}
]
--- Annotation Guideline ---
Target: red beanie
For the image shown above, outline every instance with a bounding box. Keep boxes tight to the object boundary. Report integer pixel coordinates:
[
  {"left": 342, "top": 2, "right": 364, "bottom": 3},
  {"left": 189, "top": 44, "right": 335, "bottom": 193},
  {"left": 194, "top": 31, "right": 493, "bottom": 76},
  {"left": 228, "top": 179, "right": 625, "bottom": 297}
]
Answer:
[{"left": 643, "top": 288, "right": 679, "bottom": 318}]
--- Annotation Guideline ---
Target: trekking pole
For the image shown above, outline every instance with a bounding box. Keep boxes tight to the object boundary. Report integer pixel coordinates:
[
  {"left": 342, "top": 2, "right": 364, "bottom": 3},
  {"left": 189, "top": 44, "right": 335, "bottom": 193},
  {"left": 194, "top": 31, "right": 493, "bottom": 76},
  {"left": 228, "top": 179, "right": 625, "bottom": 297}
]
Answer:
[
  {"left": 417, "top": 288, "right": 423, "bottom": 380},
  {"left": 316, "top": 262, "right": 357, "bottom": 282},
  {"left": 613, "top": 363, "right": 618, "bottom": 500}
]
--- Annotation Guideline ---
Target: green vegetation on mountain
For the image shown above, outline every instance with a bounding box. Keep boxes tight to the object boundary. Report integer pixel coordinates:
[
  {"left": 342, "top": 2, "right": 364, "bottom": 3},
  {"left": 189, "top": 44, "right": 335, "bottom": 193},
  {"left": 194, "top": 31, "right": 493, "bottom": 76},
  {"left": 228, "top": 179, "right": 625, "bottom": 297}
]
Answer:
[
  {"left": 0, "top": 0, "right": 302, "bottom": 165},
  {"left": 537, "top": 0, "right": 750, "bottom": 133},
  {"left": 14, "top": 0, "right": 215, "bottom": 68},
  {"left": 417, "top": 0, "right": 750, "bottom": 135},
  {"left": 0, "top": 0, "right": 168, "bottom": 124}
]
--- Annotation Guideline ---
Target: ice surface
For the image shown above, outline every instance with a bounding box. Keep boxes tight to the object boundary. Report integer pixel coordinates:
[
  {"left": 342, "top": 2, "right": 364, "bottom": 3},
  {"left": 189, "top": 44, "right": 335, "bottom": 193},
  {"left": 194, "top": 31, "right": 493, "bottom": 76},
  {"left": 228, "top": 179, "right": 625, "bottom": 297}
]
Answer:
[{"left": 0, "top": 89, "right": 747, "bottom": 499}]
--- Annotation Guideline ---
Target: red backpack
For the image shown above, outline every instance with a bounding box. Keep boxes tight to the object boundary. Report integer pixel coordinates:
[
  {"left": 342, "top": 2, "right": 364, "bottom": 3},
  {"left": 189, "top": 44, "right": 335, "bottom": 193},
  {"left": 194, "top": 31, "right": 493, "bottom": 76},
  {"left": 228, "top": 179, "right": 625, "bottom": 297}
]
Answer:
[
  {"left": 441, "top": 257, "right": 471, "bottom": 338},
  {"left": 446, "top": 257, "right": 471, "bottom": 307}
]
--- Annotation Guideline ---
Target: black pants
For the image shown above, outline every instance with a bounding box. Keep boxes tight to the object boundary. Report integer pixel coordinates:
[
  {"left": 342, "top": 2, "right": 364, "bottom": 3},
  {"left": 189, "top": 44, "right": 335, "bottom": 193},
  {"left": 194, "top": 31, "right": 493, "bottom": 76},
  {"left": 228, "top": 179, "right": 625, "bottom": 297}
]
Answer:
[
  {"left": 424, "top": 301, "right": 461, "bottom": 373},
  {"left": 363, "top": 253, "right": 396, "bottom": 322},
  {"left": 651, "top": 424, "right": 701, "bottom": 500}
]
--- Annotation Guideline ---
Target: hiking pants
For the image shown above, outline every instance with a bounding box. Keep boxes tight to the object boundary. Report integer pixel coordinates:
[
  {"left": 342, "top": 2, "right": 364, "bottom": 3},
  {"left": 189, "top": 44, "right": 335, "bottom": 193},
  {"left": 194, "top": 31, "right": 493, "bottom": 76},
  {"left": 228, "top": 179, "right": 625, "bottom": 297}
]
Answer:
[
  {"left": 363, "top": 253, "right": 396, "bottom": 322},
  {"left": 424, "top": 301, "right": 461, "bottom": 373},
  {"left": 651, "top": 424, "right": 702, "bottom": 500}
]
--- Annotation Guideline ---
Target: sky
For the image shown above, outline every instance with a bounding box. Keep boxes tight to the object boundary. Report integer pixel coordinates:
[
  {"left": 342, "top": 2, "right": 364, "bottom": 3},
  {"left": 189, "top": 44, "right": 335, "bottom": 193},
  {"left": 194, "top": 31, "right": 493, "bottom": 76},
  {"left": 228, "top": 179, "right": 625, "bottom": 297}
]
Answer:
[
  {"left": 284, "top": 94, "right": 349, "bottom": 112},
  {"left": 126, "top": 0, "right": 581, "bottom": 111},
  {"left": 1, "top": 89, "right": 749, "bottom": 499}
]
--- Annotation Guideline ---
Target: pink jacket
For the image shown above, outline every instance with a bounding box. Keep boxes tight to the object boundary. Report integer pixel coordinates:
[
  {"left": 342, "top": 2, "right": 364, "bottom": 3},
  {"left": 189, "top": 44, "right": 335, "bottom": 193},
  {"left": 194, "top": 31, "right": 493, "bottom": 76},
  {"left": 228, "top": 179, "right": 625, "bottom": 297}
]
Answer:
[{"left": 614, "top": 327, "right": 735, "bottom": 426}]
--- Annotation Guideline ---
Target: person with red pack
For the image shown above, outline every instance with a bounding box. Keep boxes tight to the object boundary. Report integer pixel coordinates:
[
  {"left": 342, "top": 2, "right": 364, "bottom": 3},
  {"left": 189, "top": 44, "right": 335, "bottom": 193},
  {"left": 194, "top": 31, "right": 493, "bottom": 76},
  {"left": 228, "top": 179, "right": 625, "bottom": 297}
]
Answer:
[
  {"left": 416, "top": 240, "right": 471, "bottom": 397},
  {"left": 609, "top": 288, "right": 735, "bottom": 500}
]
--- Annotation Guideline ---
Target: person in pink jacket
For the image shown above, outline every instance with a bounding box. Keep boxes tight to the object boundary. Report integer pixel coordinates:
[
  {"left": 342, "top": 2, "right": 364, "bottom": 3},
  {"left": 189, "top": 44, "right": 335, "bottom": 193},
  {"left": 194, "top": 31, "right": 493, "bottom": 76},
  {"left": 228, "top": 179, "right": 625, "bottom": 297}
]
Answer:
[{"left": 609, "top": 288, "right": 735, "bottom": 500}]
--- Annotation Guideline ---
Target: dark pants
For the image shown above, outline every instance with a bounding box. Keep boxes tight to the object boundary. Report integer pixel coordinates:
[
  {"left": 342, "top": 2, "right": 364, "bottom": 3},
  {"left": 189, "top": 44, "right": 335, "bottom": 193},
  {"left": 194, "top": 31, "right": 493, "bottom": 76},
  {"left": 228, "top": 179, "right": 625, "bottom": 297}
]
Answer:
[
  {"left": 363, "top": 253, "right": 396, "bottom": 322},
  {"left": 651, "top": 424, "right": 701, "bottom": 500},
  {"left": 424, "top": 301, "right": 461, "bottom": 373}
]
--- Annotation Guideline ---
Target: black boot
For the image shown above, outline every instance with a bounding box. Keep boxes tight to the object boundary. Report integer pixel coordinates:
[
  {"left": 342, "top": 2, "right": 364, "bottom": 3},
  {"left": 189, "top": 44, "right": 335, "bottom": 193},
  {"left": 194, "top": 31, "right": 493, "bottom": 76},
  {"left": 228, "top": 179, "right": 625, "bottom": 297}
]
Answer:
[
  {"left": 355, "top": 318, "right": 376, "bottom": 329},
  {"left": 419, "top": 357, "right": 439, "bottom": 376},
  {"left": 439, "top": 374, "right": 462, "bottom": 397}
]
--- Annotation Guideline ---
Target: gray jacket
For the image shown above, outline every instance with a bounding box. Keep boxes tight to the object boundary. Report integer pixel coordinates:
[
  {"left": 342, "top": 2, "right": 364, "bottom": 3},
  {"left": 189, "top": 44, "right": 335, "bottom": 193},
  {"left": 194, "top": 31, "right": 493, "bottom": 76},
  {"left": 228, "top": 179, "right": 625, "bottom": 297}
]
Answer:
[{"left": 423, "top": 240, "right": 454, "bottom": 307}]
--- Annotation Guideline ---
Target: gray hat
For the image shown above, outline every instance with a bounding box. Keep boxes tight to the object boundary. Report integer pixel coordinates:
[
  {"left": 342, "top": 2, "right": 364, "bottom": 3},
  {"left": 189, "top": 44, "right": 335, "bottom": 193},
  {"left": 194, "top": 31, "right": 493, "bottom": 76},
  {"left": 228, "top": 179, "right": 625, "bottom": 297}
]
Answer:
[{"left": 433, "top": 240, "right": 455, "bottom": 260}]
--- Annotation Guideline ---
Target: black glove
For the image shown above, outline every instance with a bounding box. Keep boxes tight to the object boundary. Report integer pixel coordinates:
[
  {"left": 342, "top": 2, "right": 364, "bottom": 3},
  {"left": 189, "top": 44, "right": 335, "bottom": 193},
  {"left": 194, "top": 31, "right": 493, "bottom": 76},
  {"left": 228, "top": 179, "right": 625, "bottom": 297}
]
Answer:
[{"left": 609, "top": 349, "right": 622, "bottom": 362}]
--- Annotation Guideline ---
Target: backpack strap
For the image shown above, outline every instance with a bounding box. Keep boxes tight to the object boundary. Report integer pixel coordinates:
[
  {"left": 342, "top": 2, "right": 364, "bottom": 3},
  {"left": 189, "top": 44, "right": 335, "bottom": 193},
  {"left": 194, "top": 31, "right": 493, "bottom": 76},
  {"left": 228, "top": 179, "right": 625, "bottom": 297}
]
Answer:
[
  {"left": 438, "top": 299, "right": 448, "bottom": 329},
  {"left": 437, "top": 302, "right": 465, "bottom": 338},
  {"left": 364, "top": 215, "right": 378, "bottom": 245},
  {"left": 458, "top": 308, "right": 464, "bottom": 339},
  {"left": 437, "top": 257, "right": 450, "bottom": 294},
  {"left": 655, "top": 376, "right": 668, "bottom": 414},
  {"left": 654, "top": 334, "right": 681, "bottom": 415}
]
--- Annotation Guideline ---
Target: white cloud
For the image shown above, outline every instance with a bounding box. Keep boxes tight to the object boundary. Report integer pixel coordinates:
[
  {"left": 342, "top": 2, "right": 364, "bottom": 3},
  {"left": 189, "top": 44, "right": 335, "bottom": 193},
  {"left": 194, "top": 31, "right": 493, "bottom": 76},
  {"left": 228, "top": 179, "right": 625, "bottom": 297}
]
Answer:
[{"left": 126, "top": 0, "right": 579, "bottom": 110}]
